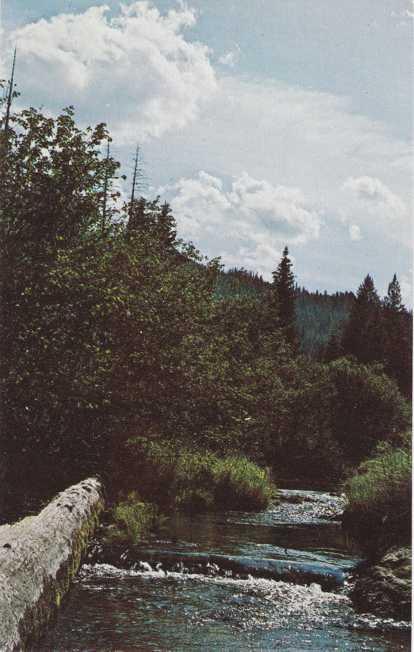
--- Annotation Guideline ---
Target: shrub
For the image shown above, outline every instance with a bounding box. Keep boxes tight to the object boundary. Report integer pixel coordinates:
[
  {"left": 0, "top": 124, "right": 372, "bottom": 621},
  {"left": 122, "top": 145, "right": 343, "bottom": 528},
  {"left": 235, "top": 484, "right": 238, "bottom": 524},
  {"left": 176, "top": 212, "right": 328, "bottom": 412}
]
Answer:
[
  {"left": 343, "top": 435, "right": 411, "bottom": 552},
  {"left": 112, "top": 492, "right": 161, "bottom": 543},
  {"left": 212, "top": 456, "right": 275, "bottom": 510},
  {"left": 328, "top": 358, "right": 410, "bottom": 463},
  {"left": 118, "top": 439, "right": 276, "bottom": 513}
]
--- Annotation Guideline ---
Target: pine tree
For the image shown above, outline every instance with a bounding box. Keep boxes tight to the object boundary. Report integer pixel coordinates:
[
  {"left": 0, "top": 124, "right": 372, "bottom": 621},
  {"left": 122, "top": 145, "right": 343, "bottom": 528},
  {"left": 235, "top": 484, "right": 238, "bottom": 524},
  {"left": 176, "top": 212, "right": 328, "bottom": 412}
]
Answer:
[
  {"left": 272, "top": 246, "right": 297, "bottom": 347},
  {"left": 384, "top": 274, "right": 404, "bottom": 312},
  {"left": 157, "top": 201, "right": 176, "bottom": 249},
  {"left": 127, "top": 196, "right": 147, "bottom": 234},
  {"left": 342, "top": 274, "right": 383, "bottom": 363},
  {"left": 383, "top": 274, "right": 412, "bottom": 396}
]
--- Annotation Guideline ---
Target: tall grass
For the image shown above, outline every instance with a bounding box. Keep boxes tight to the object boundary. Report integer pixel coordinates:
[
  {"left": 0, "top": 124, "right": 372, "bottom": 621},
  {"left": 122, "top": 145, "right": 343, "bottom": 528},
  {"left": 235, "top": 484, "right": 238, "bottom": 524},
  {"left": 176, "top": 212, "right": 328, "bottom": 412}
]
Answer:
[
  {"left": 344, "top": 436, "right": 411, "bottom": 551},
  {"left": 121, "top": 438, "right": 276, "bottom": 513},
  {"left": 112, "top": 492, "right": 161, "bottom": 543},
  {"left": 174, "top": 452, "right": 275, "bottom": 512}
]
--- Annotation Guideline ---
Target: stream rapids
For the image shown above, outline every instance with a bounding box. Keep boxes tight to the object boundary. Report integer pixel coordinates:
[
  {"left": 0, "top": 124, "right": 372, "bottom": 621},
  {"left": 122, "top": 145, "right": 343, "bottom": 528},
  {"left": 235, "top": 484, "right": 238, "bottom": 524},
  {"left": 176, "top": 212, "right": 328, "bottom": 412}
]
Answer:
[{"left": 43, "top": 488, "right": 411, "bottom": 651}]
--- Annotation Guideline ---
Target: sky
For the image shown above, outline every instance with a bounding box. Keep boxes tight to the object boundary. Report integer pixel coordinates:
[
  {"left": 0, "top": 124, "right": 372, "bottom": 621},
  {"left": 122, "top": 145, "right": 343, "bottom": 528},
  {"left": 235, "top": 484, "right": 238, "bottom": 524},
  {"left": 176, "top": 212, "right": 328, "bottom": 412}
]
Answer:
[{"left": 0, "top": 0, "right": 413, "bottom": 301}]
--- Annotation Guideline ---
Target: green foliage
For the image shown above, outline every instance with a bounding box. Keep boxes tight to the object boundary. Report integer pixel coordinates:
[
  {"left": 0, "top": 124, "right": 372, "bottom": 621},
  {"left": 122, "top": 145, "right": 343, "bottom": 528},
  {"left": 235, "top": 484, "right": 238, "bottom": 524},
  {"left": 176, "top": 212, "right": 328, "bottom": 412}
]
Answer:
[
  {"left": 272, "top": 246, "right": 297, "bottom": 348},
  {"left": 1, "top": 100, "right": 410, "bottom": 518},
  {"left": 341, "top": 274, "right": 383, "bottom": 364},
  {"left": 344, "top": 436, "right": 411, "bottom": 550},
  {"left": 215, "top": 269, "right": 355, "bottom": 358},
  {"left": 382, "top": 276, "right": 412, "bottom": 396},
  {"left": 211, "top": 456, "right": 276, "bottom": 510},
  {"left": 337, "top": 273, "right": 412, "bottom": 396},
  {"left": 296, "top": 289, "right": 353, "bottom": 357},
  {"left": 116, "top": 439, "right": 275, "bottom": 513},
  {"left": 252, "top": 356, "right": 410, "bottom": 480},
  {"left": 0, "top": 103, "right": 208, "bottom": 512},
  {"left": 0, "top": 106, "right": 120, "bottom": 506},
  {"left": 174, "top": 452, "right": 275, "bottom": 512},
  {"left": 327, "top": 357, "right": 410, "bottom": 463},
  {"left": 214, "top": 268, "right": 267, "bottom": 299},
  {"left": 112, "top": 492, "right": 161, "bottom": 543}
]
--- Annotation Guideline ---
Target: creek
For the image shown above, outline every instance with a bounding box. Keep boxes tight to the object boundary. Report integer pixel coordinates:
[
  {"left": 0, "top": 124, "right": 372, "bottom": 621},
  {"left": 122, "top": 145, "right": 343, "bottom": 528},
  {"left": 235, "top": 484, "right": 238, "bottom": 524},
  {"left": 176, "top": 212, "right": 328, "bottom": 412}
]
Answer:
[{"left": 43, "top": 489, "right": 410, "bottom": 651}]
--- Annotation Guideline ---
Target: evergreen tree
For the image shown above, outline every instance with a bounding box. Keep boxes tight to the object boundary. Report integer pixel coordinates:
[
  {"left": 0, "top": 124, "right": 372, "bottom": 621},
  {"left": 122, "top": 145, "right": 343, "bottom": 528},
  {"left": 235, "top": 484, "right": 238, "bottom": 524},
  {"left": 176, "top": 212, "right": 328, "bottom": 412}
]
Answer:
[
  {"left": 272, "top": 246, "right": 297, "bottom": 347},
  {"left": 384, "top": 274, "right": 404, "bottom": 312},
  {"left": 383, "top": 274, "right": 412, "bottom": 396},
  {"left": 127, "top": 196, "right": 147, "bottom": 234},
  {"left": 157, "top": 201, "right": 177, "bottom": 250},
  {"left": 341, "top": 274, "right": 383, "bottom": 364}
]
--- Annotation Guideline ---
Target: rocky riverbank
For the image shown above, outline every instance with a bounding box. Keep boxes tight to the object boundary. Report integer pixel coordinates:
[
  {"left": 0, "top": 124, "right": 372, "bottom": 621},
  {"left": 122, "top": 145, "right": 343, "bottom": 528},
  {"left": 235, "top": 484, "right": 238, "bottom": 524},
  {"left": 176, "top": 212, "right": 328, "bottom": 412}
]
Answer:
[{"left": 351, "top": 546, "right": 411, "bottom": 621}]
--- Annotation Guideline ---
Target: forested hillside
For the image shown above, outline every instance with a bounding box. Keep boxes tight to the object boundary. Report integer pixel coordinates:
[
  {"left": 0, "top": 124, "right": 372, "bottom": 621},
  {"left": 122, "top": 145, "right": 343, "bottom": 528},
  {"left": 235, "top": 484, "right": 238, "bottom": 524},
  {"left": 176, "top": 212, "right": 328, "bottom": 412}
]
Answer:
[
  {"left": 216, "top": 268, "right": 354, "bottom": 356},
  {"left": 0, "top": 99, "right": 411, "bottom": 522}
]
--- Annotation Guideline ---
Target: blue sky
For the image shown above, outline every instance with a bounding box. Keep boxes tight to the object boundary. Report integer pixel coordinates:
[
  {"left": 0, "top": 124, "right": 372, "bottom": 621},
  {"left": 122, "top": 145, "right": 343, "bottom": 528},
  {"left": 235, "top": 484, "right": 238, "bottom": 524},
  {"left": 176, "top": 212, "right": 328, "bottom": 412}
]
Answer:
[{"left": 1, "top": 0, "right": 412, "bottom": 300}]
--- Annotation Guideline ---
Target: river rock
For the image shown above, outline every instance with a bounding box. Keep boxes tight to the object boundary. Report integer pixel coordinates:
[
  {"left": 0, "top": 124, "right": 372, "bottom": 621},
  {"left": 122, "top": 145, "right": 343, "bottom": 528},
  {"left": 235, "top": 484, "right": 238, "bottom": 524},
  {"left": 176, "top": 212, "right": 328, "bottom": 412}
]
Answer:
[
  {"left": 0, "top": 477, "right": 104, "bottom": 651},
  {"left": 351, "top": 546, "right": 411, "bottom": 620}
]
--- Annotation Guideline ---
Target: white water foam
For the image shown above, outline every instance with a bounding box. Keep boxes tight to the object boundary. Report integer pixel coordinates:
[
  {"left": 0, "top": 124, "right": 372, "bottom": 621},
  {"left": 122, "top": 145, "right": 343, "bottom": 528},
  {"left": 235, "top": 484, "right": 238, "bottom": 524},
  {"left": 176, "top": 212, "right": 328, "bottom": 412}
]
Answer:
[{"left": 78, "top": 563, "right": 410, "bottom": 633}]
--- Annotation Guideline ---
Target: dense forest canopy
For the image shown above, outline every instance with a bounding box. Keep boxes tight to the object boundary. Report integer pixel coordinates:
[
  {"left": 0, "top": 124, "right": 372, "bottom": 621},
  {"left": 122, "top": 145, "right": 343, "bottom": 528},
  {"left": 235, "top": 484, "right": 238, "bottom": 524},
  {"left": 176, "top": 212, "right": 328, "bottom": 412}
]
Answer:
[{"left": 0, "top": 92, "right": 411, "bottom": 517}]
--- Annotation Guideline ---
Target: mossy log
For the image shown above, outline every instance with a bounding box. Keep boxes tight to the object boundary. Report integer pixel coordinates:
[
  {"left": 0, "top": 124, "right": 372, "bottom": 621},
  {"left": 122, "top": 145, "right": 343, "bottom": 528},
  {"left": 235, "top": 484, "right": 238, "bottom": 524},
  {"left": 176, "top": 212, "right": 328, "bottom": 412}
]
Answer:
[{"left": 0, "top": 478, "right": 104, "bottom": 651}]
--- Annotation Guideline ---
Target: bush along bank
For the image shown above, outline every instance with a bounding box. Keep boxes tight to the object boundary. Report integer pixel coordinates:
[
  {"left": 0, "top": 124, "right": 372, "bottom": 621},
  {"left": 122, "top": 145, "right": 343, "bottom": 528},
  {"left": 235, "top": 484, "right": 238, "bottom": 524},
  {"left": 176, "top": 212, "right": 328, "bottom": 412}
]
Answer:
[
  {"left": 89, "top": 445, "right": 276, "bottom": 567},
  {"left": 342, "top": 435, "right": 411, "bottom": 620},
  {"left": 111, "top": 438, "right": 277, "bottom": 515}
]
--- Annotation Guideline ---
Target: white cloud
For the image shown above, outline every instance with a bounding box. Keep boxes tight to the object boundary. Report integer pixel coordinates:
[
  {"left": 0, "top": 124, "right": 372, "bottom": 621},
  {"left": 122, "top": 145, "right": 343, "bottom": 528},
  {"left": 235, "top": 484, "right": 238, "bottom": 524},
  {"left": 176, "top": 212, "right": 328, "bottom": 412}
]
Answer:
[
  {"left": 161, "top": 170, "right": 321, "bottom": 278},
  {"left": 343, "top": 176, "right": 406, "bottom": 217},
  {"left": 146, "top": 75, "right": 411, "bottom": 258},
  {"left": 218, "top": 45, "right": 241, "bottom": 68},
  {"left": 2, "top": 3, "right": 411, "bottom": 294},
  {"left": 4, "top": 2, "right": 217, "bottom": 141},
  {"left": 349, "top": 224, "right": 362, "bottom": 241}
]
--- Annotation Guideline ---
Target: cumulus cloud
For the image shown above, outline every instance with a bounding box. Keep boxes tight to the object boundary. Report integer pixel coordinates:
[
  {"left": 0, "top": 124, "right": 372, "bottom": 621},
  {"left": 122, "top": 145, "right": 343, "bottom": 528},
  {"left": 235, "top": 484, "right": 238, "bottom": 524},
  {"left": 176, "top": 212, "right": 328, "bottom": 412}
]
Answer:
[
  {"left": 4, "top": 2, "right": 217, "bottom": 141},
  {"left": 2, "top": 3, "right": 411, "bottom": 294},
  {"left": 218, "top": 45, "right": 241, "bottom": 68},
  {"left": 160, "top": 171, "right": 321, "bottom": 278},
  {"left": 343, "top": 176, "right": 406, "bottom": 217},
  {"left": 349, "top": 224, "right": 362, "bottom": 241}
]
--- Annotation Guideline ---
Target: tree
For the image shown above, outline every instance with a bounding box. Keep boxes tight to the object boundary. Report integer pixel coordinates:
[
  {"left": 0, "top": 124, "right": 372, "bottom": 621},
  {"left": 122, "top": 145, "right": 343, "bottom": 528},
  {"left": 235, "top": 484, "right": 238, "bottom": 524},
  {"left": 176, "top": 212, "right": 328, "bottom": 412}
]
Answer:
[
  {"left": 341, "top": 274, "right": 383, "bottom": 363},
  {"left": 327, "top": 358, "right": 409, "bottom": 463},
  {"left": 127, "top": 144, "right": 147, "bottom": 234},
  {"left": 383, "top": 274, "right": 412, "bottom": 396},
  {"left": 0, "top": 105, "right": 119, "bottom": 512},
  {"left": 3, "top": 48, "right": 17, "bottom": 136},
  {"left": 384, "top": 274, "right": 404, "bottom": 312},
  {"left": 157, "top": 201, "right": 177, "bottom": 250},
  {"left": 127, "top": 196, "right": 148, "bottom": 234},
  {"left": 272, "top": 246, "right": 297, "bottom": 347}
]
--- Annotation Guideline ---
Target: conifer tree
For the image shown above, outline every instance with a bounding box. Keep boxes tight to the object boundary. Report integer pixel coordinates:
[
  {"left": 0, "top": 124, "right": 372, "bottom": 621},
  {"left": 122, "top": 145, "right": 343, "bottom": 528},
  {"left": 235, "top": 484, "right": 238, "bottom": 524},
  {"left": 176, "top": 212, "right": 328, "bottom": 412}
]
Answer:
[
  {"left": 272, "top": 246, "right": 297, "bottom": 347},
  {"left": 157, "top": 201, "right": 177, "bottom": 249},
  {"left": 383, "top": 274, "right": 412, "bottom": 396},
  {"left": 341, "top": 274, "right": 383, "bottom": 363},
  {"left": 384, "top": 274, "right": 404, "bottom": 312},
  {"left": 127, "top": 196, "right": 147, "bottom": 234}
]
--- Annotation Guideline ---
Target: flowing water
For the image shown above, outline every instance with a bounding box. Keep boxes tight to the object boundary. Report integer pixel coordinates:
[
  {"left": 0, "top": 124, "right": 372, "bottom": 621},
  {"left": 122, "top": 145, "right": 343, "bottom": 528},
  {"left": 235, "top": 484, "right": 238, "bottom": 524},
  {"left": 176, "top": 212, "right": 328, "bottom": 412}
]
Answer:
[{"left": 43, "top": 489, "right": 411, "bottom": 651}]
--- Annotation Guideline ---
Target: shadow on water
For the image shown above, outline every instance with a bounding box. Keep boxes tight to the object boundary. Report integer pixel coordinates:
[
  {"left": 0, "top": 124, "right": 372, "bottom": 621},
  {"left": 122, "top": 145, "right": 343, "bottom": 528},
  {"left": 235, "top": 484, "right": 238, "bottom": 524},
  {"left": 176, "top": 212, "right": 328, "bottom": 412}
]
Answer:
[{"left": 43, "top": 489, "right": 411, "bottom": 651}]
